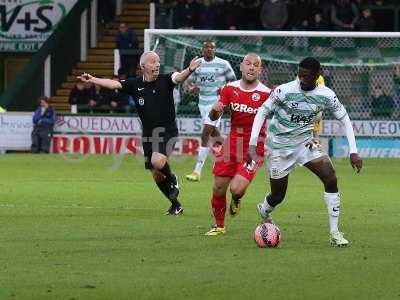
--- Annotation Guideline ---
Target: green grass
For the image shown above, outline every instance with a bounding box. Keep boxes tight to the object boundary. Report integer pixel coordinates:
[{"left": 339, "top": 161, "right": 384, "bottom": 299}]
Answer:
[{"left": 0, "top": 154, "right": 399, "bottom": 300}]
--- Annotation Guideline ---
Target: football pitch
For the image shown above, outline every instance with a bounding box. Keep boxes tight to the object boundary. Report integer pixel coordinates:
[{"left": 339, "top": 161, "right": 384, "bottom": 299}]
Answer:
[{"left": 0, "top": 154, "right": 399, "bottom": 300}]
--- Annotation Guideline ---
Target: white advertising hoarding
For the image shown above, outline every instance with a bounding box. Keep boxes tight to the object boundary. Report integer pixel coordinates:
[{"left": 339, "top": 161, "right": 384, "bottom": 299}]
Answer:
[
  {"left": 54, "top": 115, "right": 232, "bottom": 136},
  {"left": 0, "top": 112, "right": 32, "bottom": 151},
  {"left": 55, "top": 116, "right": 400, "bottom": 137},
  {"left": 1, "top": 113, "right": 399, "bottom": 157},
  {"left": 321, "top": 120, "right": 400, "bottom": 137}
]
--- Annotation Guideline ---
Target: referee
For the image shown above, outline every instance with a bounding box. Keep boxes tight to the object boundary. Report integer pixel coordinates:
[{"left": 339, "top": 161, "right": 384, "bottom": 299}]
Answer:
[{"left": 79, "top": 51, "right": 201, "bottom": 215}]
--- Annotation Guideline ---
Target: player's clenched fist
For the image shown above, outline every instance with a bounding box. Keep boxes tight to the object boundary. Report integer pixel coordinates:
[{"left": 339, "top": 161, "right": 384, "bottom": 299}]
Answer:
[
  {"left": 246, "top": 145, "right": 257, "bottom": 170},
  {"left": 350, "top": 153, "right": 362, "bottom": 173}
]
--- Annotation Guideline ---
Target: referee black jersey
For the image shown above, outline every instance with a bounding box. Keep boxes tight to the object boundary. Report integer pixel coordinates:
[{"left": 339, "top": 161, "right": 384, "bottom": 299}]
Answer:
[{"left": 120, "top": 73, "right": 177, "bottom": 136}]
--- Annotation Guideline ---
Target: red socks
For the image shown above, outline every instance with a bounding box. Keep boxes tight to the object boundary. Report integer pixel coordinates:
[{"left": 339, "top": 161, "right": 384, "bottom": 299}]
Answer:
[{"left": 211, "top": 194, "right": 226, "bottom": 228}]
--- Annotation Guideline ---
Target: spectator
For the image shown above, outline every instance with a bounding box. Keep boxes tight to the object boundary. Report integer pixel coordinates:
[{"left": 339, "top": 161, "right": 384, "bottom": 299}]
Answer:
[
  {"left": 116, "top": 23, "right": 139, "bottom": 51},
  {"left": 31, "top": 96, "right": 56, "bottom": 154},
  {"left": 330, "top": 0, "right": 359, "bottom": 31},
  {"left": 87, "top": 82, "right": 99, "bottom": 113},
  {"left": 260, "top": 0, "right": 288, "bottom": 30},
  {"left": 108, "top": 75, "right": 130, "bottom": 113},
  {"left": 173, "top": 0, "right": 198, "bottom": 29},
  {"left": 238, "top": 0, "right": 261, "bottom": 30},
  {"left": 356, "top": 8, "right": 375, "bottom": 31},
  {"left": 68, "top": 80, "right": 96, "bottom": 113},
  {"left": 198, "top": 0, "right": 218, "bottom": 29},
  {"left": 353, "top": 0, "right": 369, "bottom": 8},
  {"left": 217, "top": 0, "right": 239, "bottom": 30},
  {"left": 155, "top": 0, "right": 174, "bottom": 29},
  {"left": 116, "top": 23, "right": 139, "bottom": 77},
  {"left": 370, "top": 85, "right": 395, "bottom": 119},
  {"left": 310, "top": 11, "right": 330, "bottom": 31},
  {"left": 288, "top": 0, "right": 318, "bottom": 31},
  {"left": 98, "top": 0, "right": 116, "bottom": 27},
  {"left": 371, "top": 0, "right": 395, "bottom": 31},
  {"left": 93, "top": 83, "right": 112, "bottom": 112}
]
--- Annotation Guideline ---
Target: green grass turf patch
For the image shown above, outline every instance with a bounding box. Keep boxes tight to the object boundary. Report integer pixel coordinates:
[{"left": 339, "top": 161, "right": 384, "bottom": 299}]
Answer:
[{"left": 0, "top": 154, "right": 399, "bottom": 300}]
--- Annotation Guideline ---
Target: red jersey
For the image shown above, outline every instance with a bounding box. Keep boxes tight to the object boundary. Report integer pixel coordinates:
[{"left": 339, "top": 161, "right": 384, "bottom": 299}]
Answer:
[{"left": 218, "top": 80, "right": 271, "bottom": 160}]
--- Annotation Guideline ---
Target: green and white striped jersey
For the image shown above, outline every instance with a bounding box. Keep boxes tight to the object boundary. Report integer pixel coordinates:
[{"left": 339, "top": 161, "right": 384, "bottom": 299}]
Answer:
[
  {"left": 188, "top": 56, "right": 236, "bottom": 106},
  {"left": 252, "top": 79, "right": 347, "bottom": 151}
]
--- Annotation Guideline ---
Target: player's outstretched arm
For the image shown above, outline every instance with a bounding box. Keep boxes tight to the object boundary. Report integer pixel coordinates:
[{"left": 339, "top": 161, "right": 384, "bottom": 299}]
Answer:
[
  {"left": 173, "top": 56, "right": 201, "bottom": 83},
  {"left": 77, "top": 73, "right": 122, "bottom": 90},
  {"left": 338, "top": 114, "right": 362, "bottom": 173}
]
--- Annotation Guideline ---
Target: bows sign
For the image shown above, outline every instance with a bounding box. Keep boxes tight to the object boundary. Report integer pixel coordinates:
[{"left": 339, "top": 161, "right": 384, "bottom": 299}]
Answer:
[{"left": 0, "top": 0, "right": 77, "bottom": 52}]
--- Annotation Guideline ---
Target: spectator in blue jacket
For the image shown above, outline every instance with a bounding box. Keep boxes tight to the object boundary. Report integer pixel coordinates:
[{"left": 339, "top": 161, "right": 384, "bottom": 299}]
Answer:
[
  {"left": 31, "top": 96, "right": 56, "bottom": 153},
  {"left": 116, "top": 23, "right": 139, "bottom": 77}
]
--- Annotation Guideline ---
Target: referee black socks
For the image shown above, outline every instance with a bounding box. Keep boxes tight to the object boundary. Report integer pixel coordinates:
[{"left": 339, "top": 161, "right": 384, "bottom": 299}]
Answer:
[
  {"left": 156, "top": 180, "right": 170, "bottom": 199},
  {"left": 159, "top": 162, "right": 174, "bottom": 183},
  {"left": 156, "top": 179, "right": 181, "bottom": 208}
]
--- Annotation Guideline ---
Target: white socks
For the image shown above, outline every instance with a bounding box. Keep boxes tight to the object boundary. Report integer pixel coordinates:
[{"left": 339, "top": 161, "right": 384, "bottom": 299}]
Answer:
[
  {"left": 324, "top": 192, "right": 340, "bottom": 233},
  {"left": 194, "top": 146, "right": 210, "bottom": 175}
]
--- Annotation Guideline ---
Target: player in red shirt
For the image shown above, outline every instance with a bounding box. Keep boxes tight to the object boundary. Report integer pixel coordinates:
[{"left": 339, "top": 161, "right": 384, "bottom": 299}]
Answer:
[{"left": 205, "top": 53, "right": 271, "bottom": 236}]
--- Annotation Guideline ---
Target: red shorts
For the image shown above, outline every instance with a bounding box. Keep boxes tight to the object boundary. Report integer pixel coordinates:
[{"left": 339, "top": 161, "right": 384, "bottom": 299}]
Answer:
[{"left": 212, "top": 141, "right": 264, "bottom": 181}]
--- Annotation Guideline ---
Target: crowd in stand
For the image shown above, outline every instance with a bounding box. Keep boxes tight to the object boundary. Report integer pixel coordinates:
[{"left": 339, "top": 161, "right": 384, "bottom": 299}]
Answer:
[
  {"left": 68, "top": 72, "right": 135, "bottom": 114},
  {"left": 153, "top": 0, "right": 398, "bottom": 32},
  {"left": 68, "top": 21, "right": 140, "bottom": 114}
]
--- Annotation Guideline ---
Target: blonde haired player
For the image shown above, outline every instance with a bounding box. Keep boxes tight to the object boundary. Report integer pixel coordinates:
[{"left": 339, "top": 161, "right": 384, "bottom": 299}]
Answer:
[{"left": 205, "top": 53, "right": 271, "bottom": 236}]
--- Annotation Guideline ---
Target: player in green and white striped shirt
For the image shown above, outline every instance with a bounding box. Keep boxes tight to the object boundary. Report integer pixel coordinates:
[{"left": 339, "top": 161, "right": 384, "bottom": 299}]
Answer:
[
  {"left": 248, "top": 57, "right": 363, "bottom": 247},
  {"left": 186, "top": 40, "right": 236, "bottom": 182}
]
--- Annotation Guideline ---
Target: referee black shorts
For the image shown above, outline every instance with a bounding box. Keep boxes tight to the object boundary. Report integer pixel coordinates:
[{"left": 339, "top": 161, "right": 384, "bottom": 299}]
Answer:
[{"left": 142, "top": 128, "right": 178, "bottom": 169}]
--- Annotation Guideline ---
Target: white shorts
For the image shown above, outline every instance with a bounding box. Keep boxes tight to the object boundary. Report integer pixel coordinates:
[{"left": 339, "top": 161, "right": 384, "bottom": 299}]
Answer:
[
  {"left": 199, "top": 104, "right": 221, "bottom": 128},
  {"left": 267, "top": 143, "right": 327, "bottom": 179}
]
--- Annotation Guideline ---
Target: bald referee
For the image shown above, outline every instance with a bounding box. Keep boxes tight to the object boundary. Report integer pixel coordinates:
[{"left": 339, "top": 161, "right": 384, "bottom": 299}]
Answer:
[{"left": 78, "top": 51, "right": 201, "bottom": 215}]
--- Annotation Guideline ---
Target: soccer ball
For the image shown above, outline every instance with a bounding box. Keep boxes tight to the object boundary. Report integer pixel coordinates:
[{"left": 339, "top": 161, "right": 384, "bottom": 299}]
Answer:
[{"left": 254, "top": 223, "right": 281, "bottom": 248}]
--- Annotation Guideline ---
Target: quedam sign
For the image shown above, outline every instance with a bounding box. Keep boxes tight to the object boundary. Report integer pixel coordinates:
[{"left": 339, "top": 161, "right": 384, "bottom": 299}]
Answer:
[{"left": 52, "top": 115, "right": 206, "bottom": 155}]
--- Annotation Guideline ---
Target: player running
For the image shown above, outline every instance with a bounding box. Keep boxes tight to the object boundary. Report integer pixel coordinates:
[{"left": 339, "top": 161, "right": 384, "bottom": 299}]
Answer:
[
  {"left": 186, "top": 40, "right": 236, "bottom": 182},
  {"left": 248, "top": 57, "right": 362, "bottom": 246},
  {"left": 205, "top": 53, "right": 271, "bottom": 236}
]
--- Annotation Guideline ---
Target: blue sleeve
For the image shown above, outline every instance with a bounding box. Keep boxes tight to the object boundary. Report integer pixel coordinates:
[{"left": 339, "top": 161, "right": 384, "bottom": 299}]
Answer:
[
  {"left": 32, "top": 108, "right": 41, "bottom": 124},
  {"left": 40, "top": 108, "right": 56, "bottom": 126}
]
